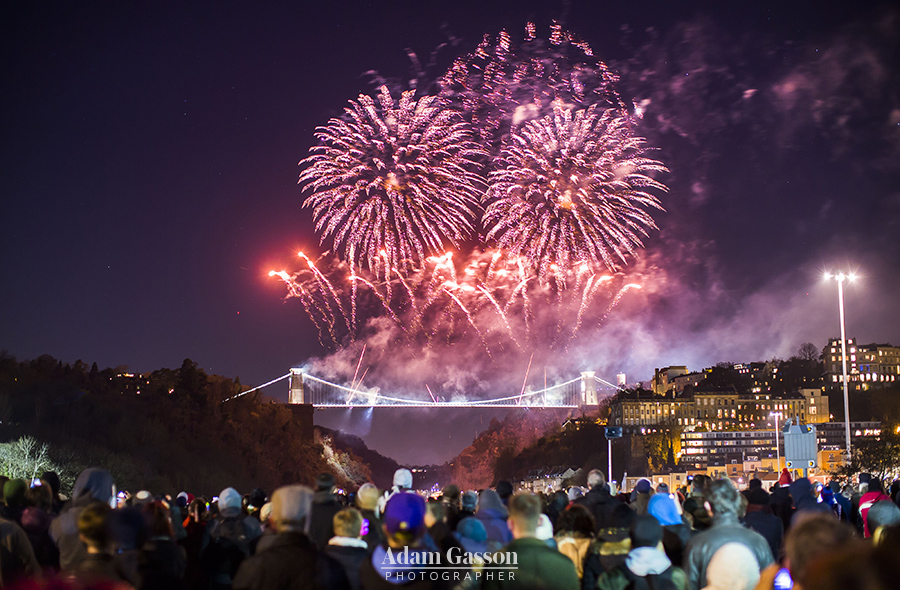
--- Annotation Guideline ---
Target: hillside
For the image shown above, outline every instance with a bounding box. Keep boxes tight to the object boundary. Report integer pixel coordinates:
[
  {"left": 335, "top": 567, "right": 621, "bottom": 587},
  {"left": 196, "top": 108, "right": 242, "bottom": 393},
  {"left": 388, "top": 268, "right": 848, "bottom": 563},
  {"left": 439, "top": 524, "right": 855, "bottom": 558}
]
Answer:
[{"left": 0, "top": 353, "right": 369, "bottom": 495}]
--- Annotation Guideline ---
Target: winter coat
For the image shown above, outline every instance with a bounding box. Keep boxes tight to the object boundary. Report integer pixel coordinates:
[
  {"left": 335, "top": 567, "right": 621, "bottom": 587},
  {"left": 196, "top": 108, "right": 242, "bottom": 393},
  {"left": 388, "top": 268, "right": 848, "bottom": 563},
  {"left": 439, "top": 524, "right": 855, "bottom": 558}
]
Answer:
[
  {"left": 308, "top": 490, "right": 343, "bottom": 550},
  {"left": 742, "top": 507, "right": 783, "bottom": 560},
  {"left": 49, "top": 468, "right": 115, "bottom": 571},
  {"left": 475, "top": 490, "right": 513, "bottom": 548},
  {"left": 576, "top": 485, "right": 623, "bottom": 532},
  {"left": 233, "top": 531, "right": 350, "bottom": 590},
  {"left": 683, "top": 512, "right": 773, "bottom": 590},
  {"left": 481, "top": 537, "right": 579, "bottom": 590},
  {"left": 0, "top": 515, "right": 41, "bottom": 586},
  {"left": 325, "top": 537, "right": 369, "bottom": 590}
]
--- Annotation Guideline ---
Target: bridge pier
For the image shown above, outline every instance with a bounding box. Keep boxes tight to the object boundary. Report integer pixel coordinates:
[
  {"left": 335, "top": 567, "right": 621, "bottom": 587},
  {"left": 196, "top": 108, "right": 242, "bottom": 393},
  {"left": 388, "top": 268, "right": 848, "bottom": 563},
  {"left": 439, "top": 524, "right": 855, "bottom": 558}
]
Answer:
[
  {"left": 289, "top": 368, "right": 305, "bottom": 404},
  {"left": 580, "top": 371, "right": 599, "bottom": 406}
]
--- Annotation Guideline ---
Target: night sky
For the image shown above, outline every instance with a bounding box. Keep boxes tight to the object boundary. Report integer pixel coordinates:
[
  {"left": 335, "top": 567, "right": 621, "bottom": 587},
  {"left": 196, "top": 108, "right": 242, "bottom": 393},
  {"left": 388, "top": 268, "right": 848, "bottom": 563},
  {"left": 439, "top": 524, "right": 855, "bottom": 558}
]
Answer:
[{"left": 3, "top": 2, "right": 899, "bottom": 465}]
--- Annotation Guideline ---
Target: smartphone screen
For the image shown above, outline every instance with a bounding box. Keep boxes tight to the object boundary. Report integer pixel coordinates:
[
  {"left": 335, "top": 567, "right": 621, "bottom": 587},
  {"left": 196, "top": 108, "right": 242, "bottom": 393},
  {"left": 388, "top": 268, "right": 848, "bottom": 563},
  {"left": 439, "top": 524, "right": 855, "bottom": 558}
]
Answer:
[
  {"left": 360, "top": 518, "right": 370, "bottom": 537},
  {"left": 773, "top": 567, "right": 793, "bottom": 590}
]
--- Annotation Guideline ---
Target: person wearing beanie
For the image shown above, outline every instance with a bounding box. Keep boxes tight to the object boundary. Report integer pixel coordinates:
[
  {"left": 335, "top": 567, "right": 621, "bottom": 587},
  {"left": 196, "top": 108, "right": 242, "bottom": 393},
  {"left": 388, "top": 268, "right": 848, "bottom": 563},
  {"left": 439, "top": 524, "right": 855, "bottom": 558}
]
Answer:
[
  {"left": 356, "top": 483, "right": 385, "bottom": 551},
  {"left": 2, "top": 479, "right": 28, "bottom": 523},
  {"left": 49, "top": 467, "right": 116, "bottom": 572},
  {"left": 233, "top": 485, "right": 349, "bottom": 590},
  {"left": 202, "top": 487, "right": 262, "bottom": 590},
  {"left": 684, "top": 479, "right": 773, "bottom": 590},
  {"left": 459, "top": 490, "right": 477, "bottom": 522},
  {"left": 597, "top": 514, "right": 686, "bottom": 590},
  {"left": 309, "top": 473, "right": 343, "bottom": 550},
  {"left": 741, "top": 487, "right": 783, "bottom": 560},
  {"left": 648, "top": 492, "right": 692, "bottom": 567},
  {"left": 630, "top": 479, "right": 654, "bottom": 516},
  {"left": 375, "top": 468, "right": 414, "bottom": 518}
]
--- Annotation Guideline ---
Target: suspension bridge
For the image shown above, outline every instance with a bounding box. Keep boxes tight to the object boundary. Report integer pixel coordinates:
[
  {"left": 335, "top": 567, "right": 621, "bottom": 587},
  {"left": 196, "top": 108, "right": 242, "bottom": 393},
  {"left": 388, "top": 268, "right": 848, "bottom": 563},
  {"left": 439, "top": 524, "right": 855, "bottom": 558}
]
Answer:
[{"left": 226, "top": 370, "right": 622, "bottom": 408}]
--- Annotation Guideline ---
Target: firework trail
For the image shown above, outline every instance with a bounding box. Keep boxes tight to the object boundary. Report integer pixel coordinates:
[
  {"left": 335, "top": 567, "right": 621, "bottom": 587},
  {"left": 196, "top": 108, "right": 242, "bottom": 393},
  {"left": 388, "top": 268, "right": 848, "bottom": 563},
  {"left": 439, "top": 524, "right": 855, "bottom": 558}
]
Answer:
[
  {"left": 300, "top": 86, "right": 488, "bottom": 275},
  {"left": 484, "top": 102, "right": 667, "bottom": 276}
]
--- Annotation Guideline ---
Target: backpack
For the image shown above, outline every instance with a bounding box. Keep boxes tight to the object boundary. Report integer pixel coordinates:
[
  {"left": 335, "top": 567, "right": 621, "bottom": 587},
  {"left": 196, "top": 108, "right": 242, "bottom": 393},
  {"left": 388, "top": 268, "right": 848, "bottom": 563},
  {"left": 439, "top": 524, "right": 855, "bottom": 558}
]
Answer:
[{"left": 202, "top": 517, "right": 251, "bottom": 589}]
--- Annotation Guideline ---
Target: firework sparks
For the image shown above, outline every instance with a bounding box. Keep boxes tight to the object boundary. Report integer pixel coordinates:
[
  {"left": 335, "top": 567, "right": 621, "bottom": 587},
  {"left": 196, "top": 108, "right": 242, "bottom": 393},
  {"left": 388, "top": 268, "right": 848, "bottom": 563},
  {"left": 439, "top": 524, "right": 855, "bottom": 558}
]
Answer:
[
  {"left": 300, "top": 86, "right": 488, "bottom": 275},
  {"left": 440, "top": 21, "right": 625, "bottom": 151},
  {"left": 484, "top": 103, "right": 667, "bottom": 275}
]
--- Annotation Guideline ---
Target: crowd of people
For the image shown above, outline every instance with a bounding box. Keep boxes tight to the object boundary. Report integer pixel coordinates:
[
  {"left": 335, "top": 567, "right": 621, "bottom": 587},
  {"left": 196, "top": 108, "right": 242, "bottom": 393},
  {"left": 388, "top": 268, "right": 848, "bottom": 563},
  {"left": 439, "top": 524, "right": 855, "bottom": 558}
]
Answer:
[{"left": 0, "top": 465, "right": 899, "bottom": 589}]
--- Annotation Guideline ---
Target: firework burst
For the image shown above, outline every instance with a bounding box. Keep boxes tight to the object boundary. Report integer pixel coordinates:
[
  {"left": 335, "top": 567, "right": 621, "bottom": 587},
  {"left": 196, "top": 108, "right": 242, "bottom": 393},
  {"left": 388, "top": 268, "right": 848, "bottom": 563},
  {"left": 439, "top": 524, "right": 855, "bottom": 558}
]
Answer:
[
  {"left": 439, "top": 21, "right": 625, "bottom": 151},
  {"left": 300, "top": 86, "right": 488, "bottom": 275},
  {"left": 484, "top": 102, "right": 667, "bottom": 275}
]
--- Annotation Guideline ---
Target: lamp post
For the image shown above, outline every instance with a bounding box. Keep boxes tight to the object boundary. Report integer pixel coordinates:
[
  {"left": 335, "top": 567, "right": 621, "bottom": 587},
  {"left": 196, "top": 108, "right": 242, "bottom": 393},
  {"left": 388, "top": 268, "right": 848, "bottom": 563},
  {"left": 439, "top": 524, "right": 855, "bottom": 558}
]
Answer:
[
  {"left": 824, "top": 271, "right": 856, "bottom": 462},
  {"left": 770, "top": 411, "right": 783, "bottom": 471}
]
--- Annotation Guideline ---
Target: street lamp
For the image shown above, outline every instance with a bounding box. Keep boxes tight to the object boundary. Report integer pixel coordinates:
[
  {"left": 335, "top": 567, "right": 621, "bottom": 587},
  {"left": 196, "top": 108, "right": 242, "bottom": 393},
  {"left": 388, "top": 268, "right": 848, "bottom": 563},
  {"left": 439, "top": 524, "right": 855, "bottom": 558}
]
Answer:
[
  {"left": 770, "top": 411, "right": 783, "bottom": 471},
  {"left": 823, "top": 271, "right": 856, "bottom": 462}
]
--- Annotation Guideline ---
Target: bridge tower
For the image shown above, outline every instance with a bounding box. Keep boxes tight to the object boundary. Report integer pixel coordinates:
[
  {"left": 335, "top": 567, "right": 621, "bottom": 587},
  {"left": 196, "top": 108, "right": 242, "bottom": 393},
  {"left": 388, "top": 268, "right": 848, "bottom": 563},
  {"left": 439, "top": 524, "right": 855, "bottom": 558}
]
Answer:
[
  {"left": 289, "top": 368, "right": 305, "bottom": 404},
  {"left": 580, "top": 371, "right": 599, "bottom": 407}
]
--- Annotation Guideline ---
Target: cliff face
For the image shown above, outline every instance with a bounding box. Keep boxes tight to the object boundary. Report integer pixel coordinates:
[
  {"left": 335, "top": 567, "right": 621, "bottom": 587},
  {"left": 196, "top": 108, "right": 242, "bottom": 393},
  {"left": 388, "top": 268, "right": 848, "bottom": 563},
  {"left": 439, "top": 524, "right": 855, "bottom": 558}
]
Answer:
[{"left": 449, "top": 409, "right": 570, "bottom": 489}]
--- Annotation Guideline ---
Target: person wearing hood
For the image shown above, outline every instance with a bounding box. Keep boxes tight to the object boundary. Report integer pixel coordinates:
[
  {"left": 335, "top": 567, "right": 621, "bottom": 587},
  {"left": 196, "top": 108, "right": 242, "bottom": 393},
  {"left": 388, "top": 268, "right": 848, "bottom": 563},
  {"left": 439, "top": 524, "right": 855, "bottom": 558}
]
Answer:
[
  {"left": 309, "top": 473, "right": 343, "bottom": 550},
  {"left": 648, "top": 492, "right": 692, "bottom": 567},
  {"left": 360, "top": 492, "right": 452, "bottom": 590},
  {"left": 475, "top": 489, "right": 512, "bottom": 548},
  {"left": 597, "top": 514, "right": 685, "bottom": 590},
  {"left": 789, "top": 478, "right": 832, "bottom": 525},
  {"left": 233, "top": 485, "right": 349, "bottom": 590},
  {"left": 576, "top": 469, "right": 622, "bottom": 533},
  {"left": 49, "top": 467, "right": 116, "bottom": 571},
  {"left": 553, "top": 504, "right": 595, "bottom": 580},
  {"left": 684, "top": 479, "right": 772, "bottom": 590},
  {"left": 740, "top": 488, "right": 782, "bottom": 561}
]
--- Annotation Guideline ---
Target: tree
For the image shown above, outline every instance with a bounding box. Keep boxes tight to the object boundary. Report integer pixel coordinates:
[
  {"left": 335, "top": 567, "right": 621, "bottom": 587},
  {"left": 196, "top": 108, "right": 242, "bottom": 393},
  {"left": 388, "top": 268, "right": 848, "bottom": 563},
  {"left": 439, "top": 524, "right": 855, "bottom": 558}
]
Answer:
[
  {"left": 831, "top": 426, "right": 900, "bottom": 481},
  {"left": 798, "top": 342, "right": 820, "bottom": 362}
]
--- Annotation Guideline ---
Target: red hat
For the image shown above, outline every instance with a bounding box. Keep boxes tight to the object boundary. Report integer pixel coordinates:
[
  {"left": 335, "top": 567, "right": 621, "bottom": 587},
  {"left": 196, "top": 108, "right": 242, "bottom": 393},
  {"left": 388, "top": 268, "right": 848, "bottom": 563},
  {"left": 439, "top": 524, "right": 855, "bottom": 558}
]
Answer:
[{"left": 778, "top": 468, "right": 793, "bottom": 486}]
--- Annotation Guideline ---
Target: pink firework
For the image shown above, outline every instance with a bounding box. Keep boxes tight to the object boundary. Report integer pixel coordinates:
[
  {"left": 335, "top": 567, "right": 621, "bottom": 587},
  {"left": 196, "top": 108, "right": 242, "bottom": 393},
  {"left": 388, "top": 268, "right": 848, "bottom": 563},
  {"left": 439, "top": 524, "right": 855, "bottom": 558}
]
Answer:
[
  {"left": 440, "top": 21, "right": 624, "bottom": 151},
  {"left": 484, "top": 102, "right": 667, "bottom": 276},
  {"left": 300, "top": 86, "right": 488, "bottom": 275}
]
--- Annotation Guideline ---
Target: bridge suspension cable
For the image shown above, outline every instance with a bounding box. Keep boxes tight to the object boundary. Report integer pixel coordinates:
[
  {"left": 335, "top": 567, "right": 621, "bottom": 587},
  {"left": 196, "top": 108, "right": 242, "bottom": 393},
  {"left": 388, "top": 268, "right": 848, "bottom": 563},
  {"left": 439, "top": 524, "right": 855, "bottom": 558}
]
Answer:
[{"left": 223, "top": 373, "right": 291, "bottom": 402}]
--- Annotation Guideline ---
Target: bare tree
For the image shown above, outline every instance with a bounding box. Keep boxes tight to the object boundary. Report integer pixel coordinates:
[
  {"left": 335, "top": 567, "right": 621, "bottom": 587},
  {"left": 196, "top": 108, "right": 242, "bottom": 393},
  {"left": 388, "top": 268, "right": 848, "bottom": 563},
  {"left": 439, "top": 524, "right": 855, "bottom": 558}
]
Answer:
[{"left": 797, "top": 342, "right": 820, "bottom": 362}]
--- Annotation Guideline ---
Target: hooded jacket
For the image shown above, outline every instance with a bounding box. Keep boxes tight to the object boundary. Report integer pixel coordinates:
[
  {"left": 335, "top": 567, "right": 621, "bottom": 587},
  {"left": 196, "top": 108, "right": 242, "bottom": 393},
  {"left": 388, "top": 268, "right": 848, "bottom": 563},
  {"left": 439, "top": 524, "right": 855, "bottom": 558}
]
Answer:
[
  {"left": 788, "top": 479, "right": 831, "bottom": 524},
  {"left": 49, "top": 467, "right": 115, "bottom": 571}
]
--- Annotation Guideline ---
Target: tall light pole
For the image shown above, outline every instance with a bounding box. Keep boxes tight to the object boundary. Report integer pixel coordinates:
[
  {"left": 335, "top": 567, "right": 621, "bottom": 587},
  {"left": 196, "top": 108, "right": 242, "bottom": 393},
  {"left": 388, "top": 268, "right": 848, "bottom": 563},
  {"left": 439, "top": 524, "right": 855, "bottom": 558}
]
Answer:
[
  {"left": 824, "top": 271, "right": 856, "bottom": 462},
  {"left": 770, "top": 411, "right": 783, "bottom": 471}
]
